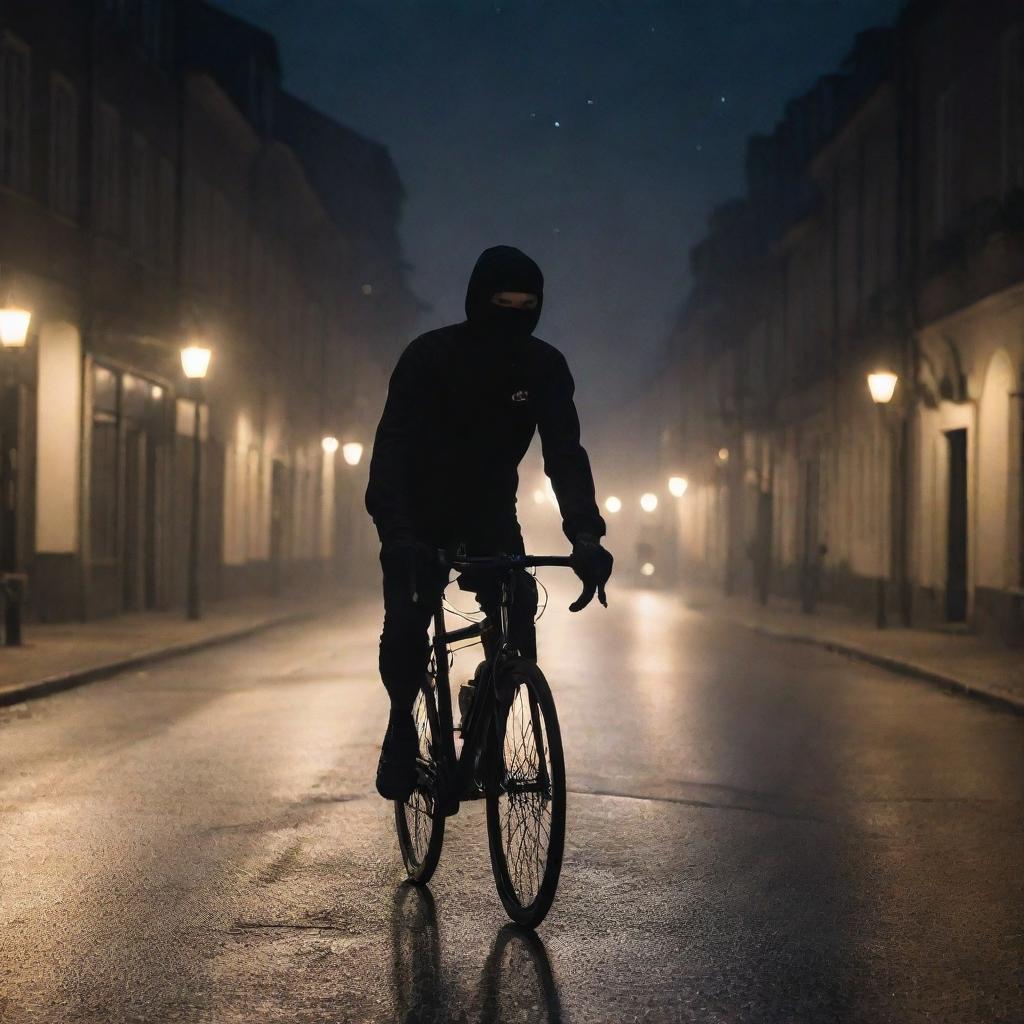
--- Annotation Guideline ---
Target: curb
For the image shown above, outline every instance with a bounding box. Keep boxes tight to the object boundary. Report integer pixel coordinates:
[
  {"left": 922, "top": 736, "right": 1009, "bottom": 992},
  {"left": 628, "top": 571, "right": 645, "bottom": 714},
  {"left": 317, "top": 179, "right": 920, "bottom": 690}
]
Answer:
[
  {"left": 743, "top": 621, "right": 1024, "bottom": 717},
  {"left": 0, "top": 610, "right": 315, "bottom": 708}
]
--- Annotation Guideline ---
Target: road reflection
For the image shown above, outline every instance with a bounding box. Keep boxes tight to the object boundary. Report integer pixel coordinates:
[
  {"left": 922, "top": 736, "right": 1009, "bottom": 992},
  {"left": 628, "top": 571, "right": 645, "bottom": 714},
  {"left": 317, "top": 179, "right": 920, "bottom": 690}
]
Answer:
[{"left": 391, "top": 884, "right": 563, "bottom": 1023}]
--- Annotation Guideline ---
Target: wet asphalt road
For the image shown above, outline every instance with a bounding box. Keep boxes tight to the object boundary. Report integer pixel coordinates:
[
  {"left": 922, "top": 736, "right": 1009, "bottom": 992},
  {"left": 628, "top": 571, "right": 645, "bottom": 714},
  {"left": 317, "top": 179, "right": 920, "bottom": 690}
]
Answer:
[{"left": 1, "top": 582, "right": 1023, "bottom": 1024}]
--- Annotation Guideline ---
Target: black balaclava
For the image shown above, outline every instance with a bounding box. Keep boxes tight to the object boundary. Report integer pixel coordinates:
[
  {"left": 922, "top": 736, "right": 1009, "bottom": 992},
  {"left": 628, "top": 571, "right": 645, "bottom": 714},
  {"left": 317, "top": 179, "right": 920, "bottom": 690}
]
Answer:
[{"left": 464, "top": 245, "right": 544, "bottom": 345}]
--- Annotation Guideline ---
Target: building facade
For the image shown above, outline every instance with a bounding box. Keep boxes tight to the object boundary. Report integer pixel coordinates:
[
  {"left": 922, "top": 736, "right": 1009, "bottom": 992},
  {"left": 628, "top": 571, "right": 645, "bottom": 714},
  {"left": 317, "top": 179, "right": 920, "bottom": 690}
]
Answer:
[
  {"left": 659, "top": 0, "right": 1024, "bottom": 642},
  {"left": 0, "top": 0, "right": 415, "bottom": 621}
]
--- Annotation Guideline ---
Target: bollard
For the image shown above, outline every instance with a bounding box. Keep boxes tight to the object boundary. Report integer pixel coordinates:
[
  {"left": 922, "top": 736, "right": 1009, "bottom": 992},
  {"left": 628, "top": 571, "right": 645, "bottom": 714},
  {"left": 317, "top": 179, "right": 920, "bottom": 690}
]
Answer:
[{"left": 2, "top": 573, "right": 26, "bottom": 646}]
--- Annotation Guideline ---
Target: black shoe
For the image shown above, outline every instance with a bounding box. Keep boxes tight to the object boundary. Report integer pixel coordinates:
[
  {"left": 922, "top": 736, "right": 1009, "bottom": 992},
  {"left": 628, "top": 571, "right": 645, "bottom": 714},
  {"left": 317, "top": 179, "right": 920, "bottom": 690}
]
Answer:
[{"left": 376, "top": 716, "right": 419, "bottom": 800}]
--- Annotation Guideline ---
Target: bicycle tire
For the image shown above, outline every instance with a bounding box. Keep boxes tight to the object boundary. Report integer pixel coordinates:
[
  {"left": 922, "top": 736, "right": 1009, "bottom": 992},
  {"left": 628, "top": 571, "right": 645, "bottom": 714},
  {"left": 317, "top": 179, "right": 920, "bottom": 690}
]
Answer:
[
  {"left": 485, "top": 660, "right": 566, "bottom": 927},
  {"left": 394, "top": 680, "right": 446, "bottom": 884}
]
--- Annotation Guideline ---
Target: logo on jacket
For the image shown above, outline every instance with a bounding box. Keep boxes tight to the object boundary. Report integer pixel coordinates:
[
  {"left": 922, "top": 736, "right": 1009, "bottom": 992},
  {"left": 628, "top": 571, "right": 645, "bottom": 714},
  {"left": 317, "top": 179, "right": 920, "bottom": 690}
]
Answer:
[{"left": 512, "top": 389, "right": 529, "bottom": 403}]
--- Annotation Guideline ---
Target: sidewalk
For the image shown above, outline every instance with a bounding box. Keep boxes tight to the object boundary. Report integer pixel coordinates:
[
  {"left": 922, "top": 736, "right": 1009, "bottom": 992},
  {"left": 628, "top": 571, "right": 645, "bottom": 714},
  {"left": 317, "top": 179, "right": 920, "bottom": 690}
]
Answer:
[
  {"left": 684, "top": 584, "right": 1024, "bottom": 714},
  {"left": 0, "top": 592, "right": 331, "bottom": 707}
]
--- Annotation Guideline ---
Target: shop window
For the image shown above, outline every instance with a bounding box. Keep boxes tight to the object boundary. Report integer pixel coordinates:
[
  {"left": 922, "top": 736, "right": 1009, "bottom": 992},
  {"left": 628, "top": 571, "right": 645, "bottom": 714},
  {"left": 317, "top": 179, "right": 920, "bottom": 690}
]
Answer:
[{"left": 0, "top": 35, "right": 31, "bottom": 193}]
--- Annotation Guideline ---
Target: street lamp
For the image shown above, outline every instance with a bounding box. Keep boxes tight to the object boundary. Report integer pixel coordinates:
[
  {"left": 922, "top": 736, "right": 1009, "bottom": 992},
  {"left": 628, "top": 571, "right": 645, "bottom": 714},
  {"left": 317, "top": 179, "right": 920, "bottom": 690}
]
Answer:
[
  {"left": 321, "top": 435, "right": 339, "bottom": 455},
  {"left": 640, "top": 492, "right": 658, "bottom": 513},
  {"left": 0, "top": 305, "right": 31, "bottom": 348},
  {"left": 867, "top": 370, "right": 898, "bottom": 628},
  {"left": 867, "top": 371, "right": 898, "bottom": 405},
  {"left": 668, "top": 475, "right": 688, "bottom": 498},
  {"left": 604, "top": 495, "right": 622, "bottom": 514},
  {"left": 533, "top": 488, "right": 547, "bottom": 505},
  {"left": 180, "top": 344, "right": 212, "bottom": 381},
  {"left": 0, "top": 301, "right": 30, "bottom": 642},
  {"left": 181, "top": 343, "right": 211, "bottom": 621},
  {"left": 342, "top": 441, "right": 363, "bottom": 467}
]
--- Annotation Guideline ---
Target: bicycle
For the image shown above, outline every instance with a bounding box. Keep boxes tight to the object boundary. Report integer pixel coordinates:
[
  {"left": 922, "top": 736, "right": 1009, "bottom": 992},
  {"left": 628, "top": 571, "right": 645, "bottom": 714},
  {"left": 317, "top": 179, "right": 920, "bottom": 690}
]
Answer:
[{"left": 394, "top": 550, "right": 573, "bottom": 928}]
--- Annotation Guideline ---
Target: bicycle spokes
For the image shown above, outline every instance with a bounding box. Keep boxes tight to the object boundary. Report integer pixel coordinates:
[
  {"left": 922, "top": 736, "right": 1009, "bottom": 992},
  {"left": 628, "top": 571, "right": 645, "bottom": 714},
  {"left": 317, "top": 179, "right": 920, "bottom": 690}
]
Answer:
[
  {"left": 395, "top": 686, "right": 445, "bottom": 883},
  {"left": 496, "top": 683, "right": 554, "bottom": 907}
]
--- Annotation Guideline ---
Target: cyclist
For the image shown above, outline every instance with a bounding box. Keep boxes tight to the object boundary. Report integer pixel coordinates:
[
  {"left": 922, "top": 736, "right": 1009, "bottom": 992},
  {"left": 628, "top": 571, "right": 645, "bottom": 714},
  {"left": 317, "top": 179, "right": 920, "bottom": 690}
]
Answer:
[{"left": 366, "top": 245, "right": 613, "bottom": 800}]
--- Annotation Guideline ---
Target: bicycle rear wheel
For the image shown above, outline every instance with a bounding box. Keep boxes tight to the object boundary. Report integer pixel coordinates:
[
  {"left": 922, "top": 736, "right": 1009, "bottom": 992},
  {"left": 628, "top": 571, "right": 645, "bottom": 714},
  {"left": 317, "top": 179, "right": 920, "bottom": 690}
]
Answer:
[
  {"left": 486, "top": 660, "right": 566, "bottom": 927},
  {"left": 394, "top": 680, "right": 445, "bottom": 884}
]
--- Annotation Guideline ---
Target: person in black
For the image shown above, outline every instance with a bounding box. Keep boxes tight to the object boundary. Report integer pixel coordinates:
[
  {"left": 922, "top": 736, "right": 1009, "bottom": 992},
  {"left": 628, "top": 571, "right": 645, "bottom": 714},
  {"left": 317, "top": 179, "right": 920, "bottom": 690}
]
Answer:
[{"left": 365, "top": 245, "right": 613, "bottom": 799}]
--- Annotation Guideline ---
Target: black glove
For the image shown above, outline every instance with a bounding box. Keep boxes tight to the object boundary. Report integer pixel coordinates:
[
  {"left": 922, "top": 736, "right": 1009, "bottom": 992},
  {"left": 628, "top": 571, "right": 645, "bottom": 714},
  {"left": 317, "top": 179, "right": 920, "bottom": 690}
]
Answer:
[
  {"left": 381, "top": 534, "right": 437, "bottom": 603},
  {"left": 569, "top": 533, "right": 613, "bottom": 612}
]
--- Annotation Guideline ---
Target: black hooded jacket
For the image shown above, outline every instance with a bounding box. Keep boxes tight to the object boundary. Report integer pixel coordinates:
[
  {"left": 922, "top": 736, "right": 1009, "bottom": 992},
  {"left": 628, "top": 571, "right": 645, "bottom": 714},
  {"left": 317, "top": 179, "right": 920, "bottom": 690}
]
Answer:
[{"left": 365, "top": 246, "right": 606, "bottom": 549}]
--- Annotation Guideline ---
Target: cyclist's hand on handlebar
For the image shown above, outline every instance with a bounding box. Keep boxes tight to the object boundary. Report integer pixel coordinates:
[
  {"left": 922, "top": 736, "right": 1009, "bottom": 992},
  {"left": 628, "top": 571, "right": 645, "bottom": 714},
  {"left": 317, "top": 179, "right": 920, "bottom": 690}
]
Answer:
[{"left": 569, "top": 534, "right": 613, "bottom": 612}]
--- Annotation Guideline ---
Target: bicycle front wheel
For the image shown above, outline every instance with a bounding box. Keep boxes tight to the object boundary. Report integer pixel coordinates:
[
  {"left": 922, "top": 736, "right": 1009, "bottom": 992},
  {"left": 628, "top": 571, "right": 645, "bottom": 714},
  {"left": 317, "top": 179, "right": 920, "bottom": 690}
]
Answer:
[
  {"left": 394, "top": 681, "right": 445, "bottom": 884},
  {"left": 486, "top": 660, "right": 566, "bottom": 928}
]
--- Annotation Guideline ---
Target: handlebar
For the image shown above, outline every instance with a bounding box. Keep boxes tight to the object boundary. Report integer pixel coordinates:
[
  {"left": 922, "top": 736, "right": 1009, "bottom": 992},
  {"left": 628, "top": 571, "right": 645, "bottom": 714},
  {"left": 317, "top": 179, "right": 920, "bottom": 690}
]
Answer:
[{"left": 439, "top": 551, "right": 574, "bottom": 572}]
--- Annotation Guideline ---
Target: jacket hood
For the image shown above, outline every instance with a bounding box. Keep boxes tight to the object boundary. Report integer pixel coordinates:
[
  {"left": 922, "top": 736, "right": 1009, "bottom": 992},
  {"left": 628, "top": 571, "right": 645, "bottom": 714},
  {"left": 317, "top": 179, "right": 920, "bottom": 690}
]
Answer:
[{"left": 464, "top": 245, "right": 544, "bottom": 341}]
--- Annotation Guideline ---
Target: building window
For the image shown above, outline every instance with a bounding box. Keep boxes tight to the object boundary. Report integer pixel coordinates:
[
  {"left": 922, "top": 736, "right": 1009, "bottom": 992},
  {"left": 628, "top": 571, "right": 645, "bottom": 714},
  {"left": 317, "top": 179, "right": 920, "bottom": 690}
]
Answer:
[
  {"left": 49, "top": 76, "right": 79, "bottom": 218},
  {"left": 1001, "top": 25, "right": 1024, "bottom": 196},
  {"left": 95, "top": 103, "right": 122, "bottom": 236},
  {"left": 0, "top": 35, "right": 31, "bottom": 193},
  {"left": 129, "top": 131, "right": 150, "bottom": 258},
  {"left": 90, "top": 364, "right": 120, "bottom": 562},
  {"left": 933, "top": 82, "right": 962, "bottom": 238},
  {"left": 157, "top": 155, "right": 175, "bottom": 270}
]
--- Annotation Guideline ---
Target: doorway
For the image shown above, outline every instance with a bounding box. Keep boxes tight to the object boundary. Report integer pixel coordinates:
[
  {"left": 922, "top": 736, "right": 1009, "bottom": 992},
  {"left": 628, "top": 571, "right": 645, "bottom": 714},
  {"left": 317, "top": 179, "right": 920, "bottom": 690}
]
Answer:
[
  {"left": 120, "top": 374, "right": 164, "bottom": 612},
  {"left": 945, "top": 428, "right": 968, "bottom": 622}
]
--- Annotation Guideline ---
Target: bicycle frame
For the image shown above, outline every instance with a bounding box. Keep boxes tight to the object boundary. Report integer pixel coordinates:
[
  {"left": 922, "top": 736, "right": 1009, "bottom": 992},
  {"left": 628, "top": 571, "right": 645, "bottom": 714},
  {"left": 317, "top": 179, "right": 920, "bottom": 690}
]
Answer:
[
  {"left": 427, "top": 580, "right": 503, "bottom": 811},
  {"left": 426, "top": 553, "right": 572, "bottom": 812}
]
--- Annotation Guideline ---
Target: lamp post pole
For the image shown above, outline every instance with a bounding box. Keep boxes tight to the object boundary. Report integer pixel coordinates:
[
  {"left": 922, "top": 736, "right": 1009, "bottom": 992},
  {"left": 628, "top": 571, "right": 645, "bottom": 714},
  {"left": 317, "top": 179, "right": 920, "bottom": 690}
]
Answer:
[
  {"left": 875, "top": 401, "right": 889, "bottom": 629},
  {"left": 867, "top": 371, "right": 898, "bottom": 630},
  {"left": 0, "top": 301, "right": 32, "bottom": 644},
  {"left": 181, "top": 344, "right": 212, "bottom": 621},
  {"left": 187, "top": 380, "right": 202, "bottom": 621}
]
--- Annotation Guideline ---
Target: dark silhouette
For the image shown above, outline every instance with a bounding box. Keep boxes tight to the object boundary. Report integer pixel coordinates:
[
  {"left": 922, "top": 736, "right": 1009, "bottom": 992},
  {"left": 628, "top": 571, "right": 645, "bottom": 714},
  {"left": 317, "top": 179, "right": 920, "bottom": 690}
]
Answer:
[
  {"left": 390, "top": 884, "right": 562, "bottom": 1023},
  {"left": 366, "top": 246, "right": 612, "bottom": 800}
]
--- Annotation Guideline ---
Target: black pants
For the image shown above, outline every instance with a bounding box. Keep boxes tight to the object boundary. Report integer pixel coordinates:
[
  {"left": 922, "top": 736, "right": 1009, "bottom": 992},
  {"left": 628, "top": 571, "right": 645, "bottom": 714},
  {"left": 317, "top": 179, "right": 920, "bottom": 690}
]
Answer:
[{"left": 378, "top": 540, "right": 538, "bottom": 714}]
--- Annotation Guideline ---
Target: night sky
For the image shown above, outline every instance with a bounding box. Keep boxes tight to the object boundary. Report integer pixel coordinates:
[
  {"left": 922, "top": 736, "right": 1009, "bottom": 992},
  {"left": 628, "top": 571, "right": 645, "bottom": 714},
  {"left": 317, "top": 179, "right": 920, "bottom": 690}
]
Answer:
[{"left": 215, "top": 0, "right": 904, "bottom": 413}]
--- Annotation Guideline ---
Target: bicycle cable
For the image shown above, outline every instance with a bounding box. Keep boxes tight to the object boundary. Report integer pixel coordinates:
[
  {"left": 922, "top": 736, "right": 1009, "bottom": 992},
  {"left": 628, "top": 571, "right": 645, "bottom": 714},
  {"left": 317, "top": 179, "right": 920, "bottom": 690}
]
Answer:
[{"left": 532, "top": 568, "right": 549, "bottom": 624}]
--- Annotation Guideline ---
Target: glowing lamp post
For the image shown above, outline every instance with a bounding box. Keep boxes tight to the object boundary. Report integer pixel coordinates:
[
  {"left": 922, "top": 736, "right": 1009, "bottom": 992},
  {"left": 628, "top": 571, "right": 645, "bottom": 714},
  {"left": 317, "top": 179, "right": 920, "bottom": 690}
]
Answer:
[
  {"left": 640, "top": 492, "right": 658, "bottom": 513},
  {"left": 604, "top": 495, "right": 622, "bottom": 514},
  {"left": 867, "top": 371, "right": 898, "bottom": 405},
  {"left": 180, "top": 344, "right": 212, "bottom": 380},
  {"left": 321, "top": 435, "right": 340, "bottom": 455},
  {"left": 342, "top": 441, "right": 363, "bottom": 467},
  {"left": 867, "top": 370, "right": 898, "bottom": 628},
  {"left": 0, "top": 305, "right": 31, "bottom": 348},
  {"left": 0, "top": 302, "right": 31, "bottom": 639},
  {"left": 668, "top": 475, "right": 688, "bottom": 498},
  {"left": 181, "top": 344, "right": 211, "bottom": 621}
]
